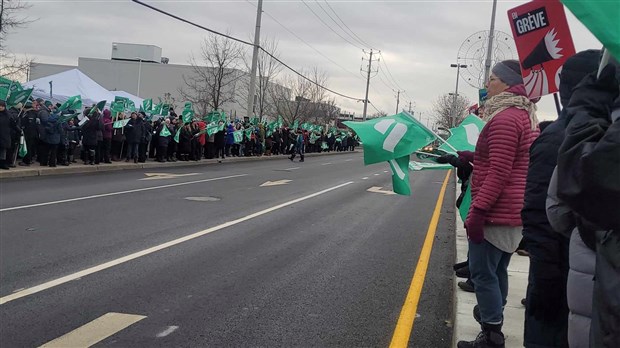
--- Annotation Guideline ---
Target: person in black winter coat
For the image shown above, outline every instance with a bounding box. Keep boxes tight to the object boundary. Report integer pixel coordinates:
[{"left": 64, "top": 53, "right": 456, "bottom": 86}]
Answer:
[
  {"left": 156, "top": 119, "right": 171, "bottom": 162},
  {"left": 80, "top": 109, "right": 100, "bottom": 165},
  {"left": 35, "top": 99, "right": 51, "bottom": 165},
  {"left": 0, "top": 101, "right": 16, "bottom": 170},
  {"left": 19, "top": 102, "right": 38, "bottom": 166},
  {"left": 44, "top": 113, "right": 62, "bottom": 167},
  {"left": 522, "top": 49, "right": 601, "bottom": 348},
  {"left": 124, "top": 112, "right": 144, "bottom": 163},
  {"left": 214, "top": 121, "right": 226, "bottom": 161},
  {"left": 139, "top": 115, "right": 152, "bottom": 163}
]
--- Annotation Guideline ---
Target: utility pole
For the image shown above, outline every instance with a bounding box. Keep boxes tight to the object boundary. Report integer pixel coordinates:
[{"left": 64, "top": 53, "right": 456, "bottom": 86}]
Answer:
[
  {"left": 450, "top": 64, "right": 467, "bottom": 127},
  {"left": 394, "top": 90, "right": 403, "bottom": 114},
  {"left": 247, "top": 0, "right": 263, "bottom": 119},
  {"left": 361, "top": 49, "right": 379, "bottom": 121},
  {"left": 483, "top": 0, "right": 498, "bottom": 84},
  {"left": 408, "top": 101, "right": 412, "bottom": 113}
]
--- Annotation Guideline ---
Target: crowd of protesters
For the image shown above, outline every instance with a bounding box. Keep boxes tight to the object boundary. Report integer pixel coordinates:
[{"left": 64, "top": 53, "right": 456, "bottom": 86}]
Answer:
[
  {"left": 440, "top": 53, "right": 620, "bottom": 348},
  {"left": 0, "top": 99, "right": 358, "bottom": 170}
]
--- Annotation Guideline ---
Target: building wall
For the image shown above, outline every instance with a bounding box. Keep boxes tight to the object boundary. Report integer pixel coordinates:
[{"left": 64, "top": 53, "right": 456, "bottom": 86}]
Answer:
[
  {"left": 29, "top": 63, "right": 76, "bottom": 80},
  {"left": 29, "top": 58, "right": 290, "bottom": 120}
]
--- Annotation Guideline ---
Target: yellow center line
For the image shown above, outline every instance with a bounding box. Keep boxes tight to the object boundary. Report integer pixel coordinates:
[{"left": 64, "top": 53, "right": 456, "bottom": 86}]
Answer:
[{"left": 389, "top": 170, "right": 452, "bottom": 348}]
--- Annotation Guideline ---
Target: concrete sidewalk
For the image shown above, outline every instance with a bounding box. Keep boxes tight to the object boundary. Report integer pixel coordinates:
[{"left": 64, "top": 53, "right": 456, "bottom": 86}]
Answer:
[
  {"left": 0, "top": 150, "right": 360, "bottom": 180},
  {"left": 452, "top": 181, "right": 529, "bottom": 347}
]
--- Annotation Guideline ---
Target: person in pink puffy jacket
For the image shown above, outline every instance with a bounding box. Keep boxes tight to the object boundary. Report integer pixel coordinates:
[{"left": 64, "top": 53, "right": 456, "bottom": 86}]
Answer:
[{"left": 457, "top": 60, "right": 539, "bottom": 348}]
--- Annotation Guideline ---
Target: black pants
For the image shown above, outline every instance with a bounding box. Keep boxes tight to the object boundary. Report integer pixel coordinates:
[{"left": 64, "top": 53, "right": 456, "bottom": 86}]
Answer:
[
  {"left": 205, "top": 142, "right": 215, "bottom": 159},
  {"left": 95, "top": 140, "right": 103, "bottom": 164},
  {"left": 22, "top": 136, "right": 38, "bottom": 164},
  {"left": 47, "top": 144, "right": 58, "bottom": 166},
  {"left": 138, "top": 143, "right": 148, "bottom": 162},
  {"left": 157, "top": 146, "right": 167, "bottom": 162},
  {"left": 38, "top": 141, "right": 49, "bottom": 165},
  {"left": 57, "top": 144, "right": 67, "bottom": 165},
  {"left": 225, "top": 143, "right": 232, "bottom": 157},
  {"left": 102, "top": 138, "right": 112, "bottom": 162},
  {"left": 167, "top": 142, "right": 176, "bottom": 160},
  {"left": 111, "top": 140, "right": 122, "bottom": 160}
]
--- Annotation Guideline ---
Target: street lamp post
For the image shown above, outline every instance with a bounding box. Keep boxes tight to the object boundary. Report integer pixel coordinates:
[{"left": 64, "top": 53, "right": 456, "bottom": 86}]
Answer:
[
  {"left": 134, "top": 57, "right": 145, "bottom": 97},
  {"left": 450, "top": 64, "right": 467, "bottom": 127}
]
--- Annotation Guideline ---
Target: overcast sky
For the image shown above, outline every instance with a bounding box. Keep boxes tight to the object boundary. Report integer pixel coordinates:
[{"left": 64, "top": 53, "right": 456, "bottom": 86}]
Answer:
[{"left": 6, "top": 0, "right": 602, "bottom": 124}]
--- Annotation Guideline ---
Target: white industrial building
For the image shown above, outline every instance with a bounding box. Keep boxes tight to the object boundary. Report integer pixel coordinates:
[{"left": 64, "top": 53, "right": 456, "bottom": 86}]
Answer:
[{"left": 28, "top": 43, "right": 282, "bottom": 118}]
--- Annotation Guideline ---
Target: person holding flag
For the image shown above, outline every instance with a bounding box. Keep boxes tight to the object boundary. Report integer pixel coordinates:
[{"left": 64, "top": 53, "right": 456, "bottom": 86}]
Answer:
[{"left": 457, "top": 60, "right": 539, "bottom": 348}]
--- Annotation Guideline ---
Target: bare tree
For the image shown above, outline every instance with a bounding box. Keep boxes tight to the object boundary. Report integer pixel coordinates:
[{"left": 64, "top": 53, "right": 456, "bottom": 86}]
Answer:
[
  {"left": 270, "top": 67, "right": 336, "bottom": 126},
  {"left": 431, "top": 93, "right": 471, "bottom": 129},
  {"left": 178, "top": 33, "right": 243, "bottom": 116},
  {"left": 371, "top": 110, "right": 388, "bottom": 118},
  {"left": 238, "top": 36, "right": 282, "bottom": 119},
  {"left": 0, "top": 0, "right": 35, "bottom": 79}
]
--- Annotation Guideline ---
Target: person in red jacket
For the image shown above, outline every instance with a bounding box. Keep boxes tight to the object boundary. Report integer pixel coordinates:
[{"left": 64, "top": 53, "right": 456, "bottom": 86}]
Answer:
[{"left": 457, "top": 60, "right": 539, "bottom": 348}]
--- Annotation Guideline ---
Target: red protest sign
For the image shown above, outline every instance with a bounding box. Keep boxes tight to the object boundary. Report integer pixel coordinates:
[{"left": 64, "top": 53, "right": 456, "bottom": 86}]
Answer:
[{"left": 507, "top": 0, "right": 576, "bottom": 98}]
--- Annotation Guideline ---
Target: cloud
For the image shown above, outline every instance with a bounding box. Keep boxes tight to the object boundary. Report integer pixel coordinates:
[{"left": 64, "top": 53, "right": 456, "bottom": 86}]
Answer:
[{"left": 5, "top": 0, "right": 602, "bottom": 123}]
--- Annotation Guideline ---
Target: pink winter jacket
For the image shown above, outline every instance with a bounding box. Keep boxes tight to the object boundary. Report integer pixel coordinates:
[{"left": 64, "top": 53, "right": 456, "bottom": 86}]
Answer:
[{"left": 470, "top": 84, "right": 539, "bottom": 226}]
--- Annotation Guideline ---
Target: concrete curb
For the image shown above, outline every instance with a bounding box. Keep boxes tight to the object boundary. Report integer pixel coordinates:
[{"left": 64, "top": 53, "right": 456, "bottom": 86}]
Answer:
[
  {"left": 451, "top": 179, "right": 529, "bottom": 347},
  {"left": 0, "top": 150, "right": 361, "bottom": 180}
]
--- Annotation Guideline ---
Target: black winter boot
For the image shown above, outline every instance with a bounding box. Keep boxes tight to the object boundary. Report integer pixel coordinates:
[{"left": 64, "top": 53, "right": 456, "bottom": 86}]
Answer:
[{"left": 457, "top": 323, "right": 505, "bottom": 348}]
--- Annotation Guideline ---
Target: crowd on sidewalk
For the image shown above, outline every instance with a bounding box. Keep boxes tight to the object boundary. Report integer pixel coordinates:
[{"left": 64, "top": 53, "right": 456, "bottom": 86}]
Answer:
[
  {"left": 438, "top": 53, "right": 619, "bottom": 348},
  {"left": 0, "top": 100, "right": 358, "bottom": 170}
]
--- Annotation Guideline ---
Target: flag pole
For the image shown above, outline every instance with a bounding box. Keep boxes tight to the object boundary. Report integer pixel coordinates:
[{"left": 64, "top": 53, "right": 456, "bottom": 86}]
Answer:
[
  {"left": 597, "top": 48, "right": 610, "bottom": 78},
  {"left": 403, "top": 111, "right": 459, "bottom": 153}
]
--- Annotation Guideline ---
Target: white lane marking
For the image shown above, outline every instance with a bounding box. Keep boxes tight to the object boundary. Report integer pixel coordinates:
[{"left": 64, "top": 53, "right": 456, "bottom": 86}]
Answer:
[
  {"left": 362, "top": 177, "right": 369, "bottom": 180},
  {"left": 345, "top": 159, "right": 353, "bottom": 162},
  {"left": 39, "top": 312, "right": 146, "bottom": 348},
  {"left": 0, "top": 174, "right": 248, "bottom": 212},
  {"left": 286, "top": 167, "right": 300, "bottom": 170},
  {"left": 260, "top": 180, "right": 292, "bottom": 187},
  {"left": 156, "top": 325, "right": 179, "bottom": 338},
  {"left": 140, "top": 173, "right": 200, "bottom": 181},
  {"left": 367, "top": 186, "right": 396, "bottom": 195},
  {"left": 321, "top": 163, "right": 332, "bottom": 166},
  {"left": 0, "top": 182, "right": 354, "bottom": 305},
  {"left": 374, "top": 173, "right": 380, "bottom": 176},
  {"left": 383, "top": 170, "right": 389, "bottom": 173}
]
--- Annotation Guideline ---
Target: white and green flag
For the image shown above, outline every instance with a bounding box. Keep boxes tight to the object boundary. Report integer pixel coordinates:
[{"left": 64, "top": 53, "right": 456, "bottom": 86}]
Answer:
[
  {"left": 160, "top": 125, "right": 171, "bottom": 137},
  {"left": 233, "top": 130, "right": 244, "bottom": 143},
  {"left": 113, "top": 119, "right": 130, "bottom": 129},
  {"left": 439, "top": 114, "right": 486, "bottom": 154},
  {"left": 58, "top": 95, "right": 82, "bottom": 112},
  {"left": 344, "top": 112, "right": 436, "bottom": 195},
  {"left": 409, "top": 161, "right": 454, "bottom": 171}
]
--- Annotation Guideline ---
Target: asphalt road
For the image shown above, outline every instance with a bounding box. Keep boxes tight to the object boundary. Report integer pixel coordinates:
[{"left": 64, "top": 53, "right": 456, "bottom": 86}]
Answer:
[{"left": 0, "top": 152, "right": 456, "bottom": 347}]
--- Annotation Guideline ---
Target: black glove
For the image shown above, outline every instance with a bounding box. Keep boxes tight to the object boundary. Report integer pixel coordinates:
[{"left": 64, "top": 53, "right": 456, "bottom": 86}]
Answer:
[{"left": 436, "top": 154, "right": 456, "bottom": 164}]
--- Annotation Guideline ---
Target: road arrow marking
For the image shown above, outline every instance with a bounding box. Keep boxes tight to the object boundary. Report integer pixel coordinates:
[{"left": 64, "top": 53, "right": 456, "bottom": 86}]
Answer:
[
  {"left": 140, "top": 173, "right": 200, "bottom": 180},
  {"left": 260, "top": 180, "right": 292, "bottom": 187},
  {"left": 367, "top": 186, "right": 396, "bottom": 195}
]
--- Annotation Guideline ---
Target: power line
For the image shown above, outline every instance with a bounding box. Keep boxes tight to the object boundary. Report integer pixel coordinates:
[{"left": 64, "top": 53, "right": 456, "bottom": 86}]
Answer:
[
  {"left": 299, "top": 0, "right": 364, "bottom": 51},
  {"left": 130, "top": 0, "right": 362, "bottom": 101},
  {"left": 322, "top": 0, "right": 376, "bottom": 50},
  {"left": 314, "top": 0, "right": 368, "bottom": 49},
  {"left": 378, "top": 53, "right": 405, "bottom": 91},
  {"left": 245, "top": 0, "right": 364, "bottom": 82}
]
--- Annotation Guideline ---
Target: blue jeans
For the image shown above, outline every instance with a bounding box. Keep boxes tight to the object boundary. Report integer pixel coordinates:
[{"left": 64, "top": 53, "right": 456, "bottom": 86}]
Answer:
[{"left": 468, "top": 239, "right": 512, "bottom": 324}]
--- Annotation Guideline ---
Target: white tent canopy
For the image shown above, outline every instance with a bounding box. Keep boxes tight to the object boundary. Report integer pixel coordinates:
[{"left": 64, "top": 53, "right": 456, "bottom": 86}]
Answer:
[{"left": 25, "top": 69, "right": 115, "bottom": 105}]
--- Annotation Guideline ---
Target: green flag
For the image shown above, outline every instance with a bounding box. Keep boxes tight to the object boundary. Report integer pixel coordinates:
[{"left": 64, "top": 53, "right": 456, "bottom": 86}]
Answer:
[
  {"left": 18, "top": 136, "right": 27, "bottom": 158},
  {"left": 7, "top": 88, "right": 33, "bottom": 107},
  {"left": 182, "top": 107, "right": 194, "bottom": 124},
  {"left": 250, "top": 117, "right": 259, "bottom": 125},
  {"left": 0, "top": 77, "right": 12, "bottom": 101},
  {"left": 233, "top": 130, "right": 244, "bottom": 143},
  {"left": 244, "top": 128, "right": 253, "bottom": 139},
  {"left": 388, "top": 156, "right": 412, "bottom": 195},
  {"left": 344, "top": 112, "right": 436, "bottom": 165},
  {"left": 184, "top": 102, "right": 192, "bottom": 109},
  {"left": 561, "top": 0, "right": 620, "bottom": 60},
  {"left": 206, "top": 123, "right": 220, "bottom": 136},
  {"left": 88, "top": 100, "right": 107, "bottom": 116},
  {"left": 174, "top": 127, "right": 181, "bottom": 143},
  {"left": 152, "top": 103, "right": 162, "bottom": 115},
  {"left": 438, "top": 114, "right": 486, "bottom": 154},
  {"left": 409, "top": 161, "right": 453, "bottom": 171},
  {"left": 161, "top": 104, "right": 170, "bottom": 116},
  {"left": 114, "top": 96, "right": 129, "bottom": 106},
  {"left": 459, "top": 184, "right": 472, "bottom": 222},
  {"left": 58, "top": 95, "right": 82, "bottom": 112},
  {"left": 113, "top": 119, "right": 130, "bottom": 128},
  {"left": 160, "top": 124, "right": 171, "bottom": 137},
  {"left": 126, "top": 100, "right": 136, "bottom": 112},
  {"left": 58, "top": 112, "right": 78, "bottom": 124},
  {"left": 143, "top": 99, "right": 153, "bottom": 112},
  {"left": 111, "top": 101, "right": 125, "bottom": 114}
]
